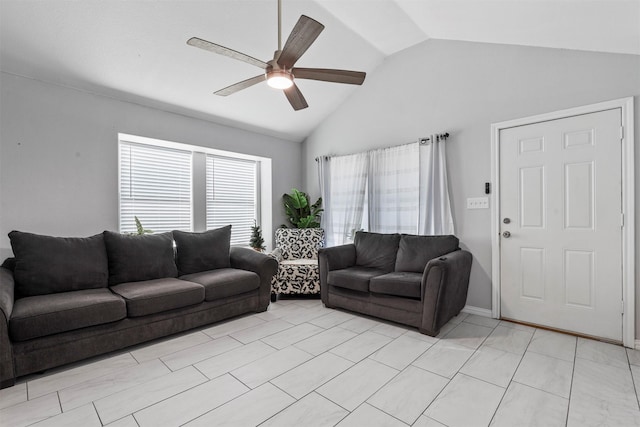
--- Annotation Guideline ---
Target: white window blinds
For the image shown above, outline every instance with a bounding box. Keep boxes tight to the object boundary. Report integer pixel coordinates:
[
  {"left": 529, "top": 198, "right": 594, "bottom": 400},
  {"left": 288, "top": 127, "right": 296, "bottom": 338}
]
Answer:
[
  {"left": 206, "top": 155, "right": 258, "bottom": 245},
  {"left": 119, "top": 142, "right": 192, "bottom": 233}
]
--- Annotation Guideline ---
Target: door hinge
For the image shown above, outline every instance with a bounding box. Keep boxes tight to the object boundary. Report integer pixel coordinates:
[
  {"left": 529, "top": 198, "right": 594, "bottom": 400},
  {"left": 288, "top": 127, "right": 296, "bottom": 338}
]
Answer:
[
  {"left": 622, "top": 300, "right": 625, "bottom": 314},
  {"left": 620, "top": 126, "right": 624, "bottom": 141},
  {"left": 621, "top": 213, "right": 625, "bottom": 227}
]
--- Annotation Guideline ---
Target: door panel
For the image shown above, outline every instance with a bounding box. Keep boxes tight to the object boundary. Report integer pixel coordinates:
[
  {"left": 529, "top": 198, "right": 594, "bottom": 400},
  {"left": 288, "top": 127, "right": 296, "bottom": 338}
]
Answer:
[
  {"left": 520, "top": 247, "right": 545, "bottom": 300},
  {"left": 564, "top": 162, "right": 593, "bottom": 229},
  {"left": 499, "top": 109, "right": 622, "bottom": 341},
  {"left": 520, "top": 166, "right": 545, "bottom": 228},
  {"left": 564, "top": 249, "right": 594, "bottom": 307}
]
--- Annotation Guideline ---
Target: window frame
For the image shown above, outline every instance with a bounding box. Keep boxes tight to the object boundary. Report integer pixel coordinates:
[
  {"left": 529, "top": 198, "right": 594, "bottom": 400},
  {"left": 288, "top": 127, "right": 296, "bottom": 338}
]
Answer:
[{"left": 118, "top": 133, "right": 272, "bottom": 249}]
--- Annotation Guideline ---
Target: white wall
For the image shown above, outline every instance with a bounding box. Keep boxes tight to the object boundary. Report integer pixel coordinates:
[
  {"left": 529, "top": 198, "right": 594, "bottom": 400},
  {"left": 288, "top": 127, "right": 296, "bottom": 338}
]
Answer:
[
  {"left": 302, "top": 40, "right": 640, "bottom": 330},
  {"left": 0, "top": 72, "right": 301, "bottom": 258}
]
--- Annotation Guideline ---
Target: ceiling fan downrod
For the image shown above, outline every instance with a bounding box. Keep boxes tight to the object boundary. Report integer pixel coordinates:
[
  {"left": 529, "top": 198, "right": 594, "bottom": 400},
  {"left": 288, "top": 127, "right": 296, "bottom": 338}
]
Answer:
[{"left": 277, "top": 0, "right": 282, "bottom": 53}]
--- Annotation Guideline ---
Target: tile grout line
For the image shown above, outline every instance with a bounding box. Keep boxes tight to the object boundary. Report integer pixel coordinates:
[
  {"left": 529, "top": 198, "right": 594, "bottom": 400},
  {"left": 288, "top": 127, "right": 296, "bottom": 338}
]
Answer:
[
  {"left": 259, "top": 321, "right": 331, "bottom": 349},
  {"left": 91, "top": 401, "right": 104, "bottom": 426},
  {"left": 56, "top": 390, "right": 62, "bottom": 416},
  {"left": 352, "top": 401, "right": 412, "bottom": 426},
  {"left": 400, "top": 321, "right": 488, "bottom": 423},
  {"left": 366, "top": 363, "right": 444, "bottom": 426},
  {"left": 129, "top": 332, "right": 213, "bottom": 365},
  {"left": 564, "top": 335, "right": 579, "bottom": 427},
  {"left": 627, "top": 350, "right": 640, "bottom": 410},
  {"left": 123, "top": 373, "right": 210, "bottom": 424},
  {"left": 485, "top": 322, "right": 536, "bottom": 427}
]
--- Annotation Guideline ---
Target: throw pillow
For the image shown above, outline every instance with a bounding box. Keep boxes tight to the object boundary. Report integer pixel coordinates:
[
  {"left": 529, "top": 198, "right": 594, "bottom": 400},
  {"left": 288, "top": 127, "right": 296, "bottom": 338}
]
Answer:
[
  {"left": 354, "top": 231, "right": 401, "bottom": 272},
  {"left": 9, "top": 231, "right": 109, "bottom": 297},
  {"left": 173, "top": 225, "right": 231, "bottom": 275},
  {"left": 103, "top": 231, "right": 178, "bottom": 285},
  {"left": 395, "top": 234, "right": 460, "bottom": 273}
]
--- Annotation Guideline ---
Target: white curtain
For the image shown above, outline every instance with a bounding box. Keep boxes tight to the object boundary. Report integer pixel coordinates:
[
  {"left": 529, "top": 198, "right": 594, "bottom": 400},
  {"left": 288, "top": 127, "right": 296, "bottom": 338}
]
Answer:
[
  {"left": 318, "top": 152, "right": 368, "bottom": 246},
  {"left": 419, "top": 135, "right": 455, "bottom": 235},
  {"left": 368, "top": 143, "right": 420, "bottom": 233},
  {"left": 318, "top": 134, "right": 454, "bottom": 245},
  {"left": 317, "top": 156, "right": 332, "bottom": 242}
]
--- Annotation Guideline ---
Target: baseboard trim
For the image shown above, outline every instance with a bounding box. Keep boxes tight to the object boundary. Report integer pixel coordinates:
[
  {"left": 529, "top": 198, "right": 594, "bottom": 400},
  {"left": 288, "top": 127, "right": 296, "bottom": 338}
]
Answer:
[
  {"left": 635, "top": 339, "right": 640, "bottom": 350},
  {"left": 461, "top": 305, "right": 493, "bottom": 318}
]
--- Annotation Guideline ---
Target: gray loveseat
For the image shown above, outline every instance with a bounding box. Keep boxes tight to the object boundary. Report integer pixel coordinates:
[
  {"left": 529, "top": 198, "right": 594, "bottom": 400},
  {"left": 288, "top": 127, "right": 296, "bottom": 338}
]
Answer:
[
  {"left": 319, "top": 231, "right": 472, "bottom": 336},
  {"left": 0, "top": 226, "right": 277, "bottom": 389}
]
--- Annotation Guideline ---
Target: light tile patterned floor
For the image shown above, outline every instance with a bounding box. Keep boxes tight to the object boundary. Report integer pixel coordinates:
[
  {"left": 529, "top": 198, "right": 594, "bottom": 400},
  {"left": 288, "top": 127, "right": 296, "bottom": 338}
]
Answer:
[{"left": 2, "top": 299, "right": 640, "bottom": 426}]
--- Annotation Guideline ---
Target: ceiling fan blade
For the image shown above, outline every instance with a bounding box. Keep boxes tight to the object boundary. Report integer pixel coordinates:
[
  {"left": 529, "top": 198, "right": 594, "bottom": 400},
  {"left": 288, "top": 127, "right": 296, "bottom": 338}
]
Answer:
[
  {"left": 277, "top": 15, "right": 324, "bottom": 69},
  {"left": 214, "top": 74, "right": 266, "bottom": 96},
  {"left": 284, "top": 83, "right": 308, "bottom": 111},
  {"left": 187, "top": 37, "right": 268, "bottom": 69},
  {"left": 292, "top": 68, "right": 366, "bottom": 85}
]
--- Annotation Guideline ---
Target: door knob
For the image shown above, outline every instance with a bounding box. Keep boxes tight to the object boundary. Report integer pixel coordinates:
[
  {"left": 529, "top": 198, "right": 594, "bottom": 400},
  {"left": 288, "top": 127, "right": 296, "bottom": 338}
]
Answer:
[
  {"left": 503, "top": 218, "right": 511, "bottom": 224},
  {"left": 502, "top": 231, "right": 511, "bottom": 238}
]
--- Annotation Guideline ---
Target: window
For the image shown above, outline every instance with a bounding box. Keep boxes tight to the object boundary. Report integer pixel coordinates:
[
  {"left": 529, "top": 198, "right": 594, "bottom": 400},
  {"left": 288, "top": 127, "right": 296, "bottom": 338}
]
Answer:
[
  {"left": 119, "top": 142, "right": 192, "bottom": 233},
  {"left": 318, "top": 140, "right": 454, "bottom": 246},
  {"left": 206, "top": 155, "right": 258, "bottom": 245},
  {"left": 118, "top": 134, "right": 271, "bottom": 248}
]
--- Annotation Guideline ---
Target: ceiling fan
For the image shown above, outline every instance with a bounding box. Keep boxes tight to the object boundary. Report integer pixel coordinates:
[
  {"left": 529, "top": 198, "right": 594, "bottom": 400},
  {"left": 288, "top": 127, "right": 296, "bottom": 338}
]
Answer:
[{"left": 187, "top": 0, "right": 366, "bottom": 111}]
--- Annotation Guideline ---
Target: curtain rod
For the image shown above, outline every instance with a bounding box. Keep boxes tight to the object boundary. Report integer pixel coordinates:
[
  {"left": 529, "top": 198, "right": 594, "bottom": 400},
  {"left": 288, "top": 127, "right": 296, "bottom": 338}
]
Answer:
[
  {"left": 315, "top": 132, "right": 450, "bottom": 162},
  {"left": 418, "top": 132, "right": 450, "bottom": 144}
]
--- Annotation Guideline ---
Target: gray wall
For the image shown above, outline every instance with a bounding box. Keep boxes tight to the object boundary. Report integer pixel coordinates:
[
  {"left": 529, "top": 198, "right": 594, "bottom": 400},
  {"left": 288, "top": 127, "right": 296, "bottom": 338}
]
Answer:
[
  {"left": 302, "top": 40, "right": 640, "bottom": 331},
  {"left": 0, "top": 72, "right": 301, "bottom": 259}
]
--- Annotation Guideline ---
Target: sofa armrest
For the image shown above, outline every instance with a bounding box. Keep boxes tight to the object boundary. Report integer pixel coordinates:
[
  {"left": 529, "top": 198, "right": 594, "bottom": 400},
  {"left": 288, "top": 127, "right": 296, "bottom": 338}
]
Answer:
[
  {"left": 269, "top": 247, "right": 284, "bottom": 262},
  {"left": 420, "top": 250, "right": 472, "bottom": 336},
  {"left": 230, "top": 247, "right": 279, "bottom": 310},
  {"left": 0, "top": 267, "right": 14, "bottom": 323},
  {"left": 318, "top": 244, "right": 356, "bottom": 304},
  {"left": 0, "top": 267, "right": 15, "bottom": 388}
]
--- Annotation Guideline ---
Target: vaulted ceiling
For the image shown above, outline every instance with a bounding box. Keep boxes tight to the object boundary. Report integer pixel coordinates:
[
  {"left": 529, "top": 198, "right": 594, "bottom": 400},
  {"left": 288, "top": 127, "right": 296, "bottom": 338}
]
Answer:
[{"left": 1, "top": 0, "right": 638, "bottom": 142}]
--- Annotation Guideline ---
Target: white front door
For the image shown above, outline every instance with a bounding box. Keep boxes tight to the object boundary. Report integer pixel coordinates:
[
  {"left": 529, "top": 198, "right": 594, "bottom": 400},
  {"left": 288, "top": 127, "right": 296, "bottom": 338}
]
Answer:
[{"left": 499, "top": 108, "right": 623, "bottom": 341}]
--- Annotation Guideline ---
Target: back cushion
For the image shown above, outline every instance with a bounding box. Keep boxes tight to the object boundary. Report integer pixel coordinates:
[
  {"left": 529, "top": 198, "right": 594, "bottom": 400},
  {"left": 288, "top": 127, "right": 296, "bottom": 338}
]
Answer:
[
  {"left": 275, "top": 228, "right": 325, "bottom": 260},
  {"left": 9, "top": 231, "right": 109, "bottom": 297},
  {"left": 173, "top": 226, "right": 231, "bottom": 275},
  {"left": 395, "top": 234, "right": 460, "bottom": 273},
  {"left": 103, "top": 231, "right": 178, "bottom": 285},
  {"left": 354, "top": 231, "right": 401, "bottom": 272}
]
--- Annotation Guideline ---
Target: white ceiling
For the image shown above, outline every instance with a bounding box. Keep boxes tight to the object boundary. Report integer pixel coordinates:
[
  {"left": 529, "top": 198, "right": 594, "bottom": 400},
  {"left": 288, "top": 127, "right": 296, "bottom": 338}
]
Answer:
[{"left": 1, "top": 0, "right": 639, "bottom": 142}]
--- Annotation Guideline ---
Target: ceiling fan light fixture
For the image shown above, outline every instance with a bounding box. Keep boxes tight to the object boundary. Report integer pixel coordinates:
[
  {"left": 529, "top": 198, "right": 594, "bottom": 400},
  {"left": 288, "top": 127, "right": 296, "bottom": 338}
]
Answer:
[{"left": 267, "top": 70, "right": 293, "bottom": 89}]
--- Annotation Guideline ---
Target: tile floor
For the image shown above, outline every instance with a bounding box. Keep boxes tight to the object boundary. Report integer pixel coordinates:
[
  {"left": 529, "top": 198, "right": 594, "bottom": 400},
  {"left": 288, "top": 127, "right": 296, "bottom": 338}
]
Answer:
[{"left": 2, "top": 299, "right": 640, "bottom": 427}]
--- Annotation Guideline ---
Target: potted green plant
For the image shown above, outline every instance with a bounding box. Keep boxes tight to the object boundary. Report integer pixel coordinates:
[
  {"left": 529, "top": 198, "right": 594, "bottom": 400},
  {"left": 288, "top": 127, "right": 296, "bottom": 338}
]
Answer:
[
  {"left": 282, "top": 188, "right": 322, "bottom": 228},
  {"left": 133, "top": 216, "right": 152, "bottom": 235},
  {"left": 250, "top": 220, "right": 266, "bottom": 251}
]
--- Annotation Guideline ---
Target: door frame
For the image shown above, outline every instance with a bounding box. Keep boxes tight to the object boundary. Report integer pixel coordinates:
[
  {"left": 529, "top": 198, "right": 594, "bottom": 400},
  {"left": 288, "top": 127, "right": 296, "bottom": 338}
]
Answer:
[{"left": 490, "top": 97, "right": 635, "bottom": 347}]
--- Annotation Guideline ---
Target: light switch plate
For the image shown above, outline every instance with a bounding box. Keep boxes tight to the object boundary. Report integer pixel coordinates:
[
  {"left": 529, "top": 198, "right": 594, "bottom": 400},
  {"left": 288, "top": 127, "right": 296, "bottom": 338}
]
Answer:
[{"left": 467, "top": 197, "right": 489, "bottom": 209}]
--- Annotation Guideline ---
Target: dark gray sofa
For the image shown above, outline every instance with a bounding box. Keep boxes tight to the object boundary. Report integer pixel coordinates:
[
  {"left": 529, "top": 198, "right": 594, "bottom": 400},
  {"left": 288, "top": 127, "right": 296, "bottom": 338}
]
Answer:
[
  {"left": 0, "top": 226, "right": 278, "bottom": 389},
  {"left": 319, "top": 231, "right": 472, "bottom": 336}
]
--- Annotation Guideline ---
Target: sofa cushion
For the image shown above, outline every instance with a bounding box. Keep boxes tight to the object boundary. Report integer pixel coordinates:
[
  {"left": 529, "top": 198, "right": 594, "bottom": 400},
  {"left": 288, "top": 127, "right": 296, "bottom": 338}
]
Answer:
[
  {"left": 173, "top": 226, "right": 231, "bottom": 275},
  {"left": 110, "top": 278, "right": 204, "bottom": 317},
  {"left": 180, "top": 268, "right": 260, "bottom": 301},
  {"left": 395, "top": 235, "right": 460, "bottom": 273},
  {"left": 9, "top": 231, "right": 109, "bottom": 297},
  {"left": 370, "top": 272, "right": 423, "bottom": 299},
  {"left": 327, "top": 266, "right": 386, "bottom": 293},
  {"left": 354, "top": 231, "right": 401, "bottom": 273},
  {"left": 9, "top": 288, "right": 126, "bottom": 341},
  {"left": 103, "top": 231, "right": 178, "bottom": 286},
  {"left": 272, "top": 259, "right": 320, "bottom": 295}
]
